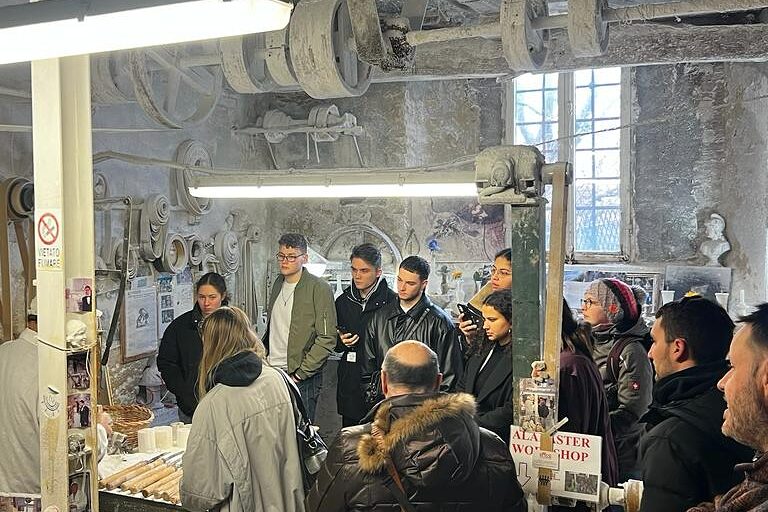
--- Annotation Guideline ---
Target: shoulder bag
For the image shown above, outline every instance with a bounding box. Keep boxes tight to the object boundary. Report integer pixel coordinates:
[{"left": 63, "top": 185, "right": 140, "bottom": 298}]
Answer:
[{"left": 276, "top": 369, "right": 329, "bottom": 491}]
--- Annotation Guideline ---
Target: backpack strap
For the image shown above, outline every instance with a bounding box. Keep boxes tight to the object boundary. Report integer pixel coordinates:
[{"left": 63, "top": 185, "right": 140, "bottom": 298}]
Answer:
[{"left": 606, "top": 337, "right": 636, "bottom": 384}]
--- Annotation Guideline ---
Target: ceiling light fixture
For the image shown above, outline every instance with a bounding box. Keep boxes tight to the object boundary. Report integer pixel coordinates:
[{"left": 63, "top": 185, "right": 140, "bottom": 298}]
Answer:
[
  {"left": 188, "top": 170, "right": 478, "bottom": 199},
  {"left": 0, "top": 0, "right": 292, "bottom": 65}
]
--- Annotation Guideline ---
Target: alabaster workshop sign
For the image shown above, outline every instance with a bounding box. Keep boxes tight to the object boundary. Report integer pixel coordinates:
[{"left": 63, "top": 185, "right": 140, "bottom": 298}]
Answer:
[{"left": 509, "top": 426, "right": 602, "bottom": 503}]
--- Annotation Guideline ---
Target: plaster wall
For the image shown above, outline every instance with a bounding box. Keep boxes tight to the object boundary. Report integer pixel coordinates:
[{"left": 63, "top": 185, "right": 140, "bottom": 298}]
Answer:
[{"left": 632, "top": 62, "right": 768, "bottom": 306}]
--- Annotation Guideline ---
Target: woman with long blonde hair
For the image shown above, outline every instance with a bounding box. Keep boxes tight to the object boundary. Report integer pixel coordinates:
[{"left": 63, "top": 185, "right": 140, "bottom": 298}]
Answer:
[{"left": 181, "top": 306, "right": 305, "bottom": 512}]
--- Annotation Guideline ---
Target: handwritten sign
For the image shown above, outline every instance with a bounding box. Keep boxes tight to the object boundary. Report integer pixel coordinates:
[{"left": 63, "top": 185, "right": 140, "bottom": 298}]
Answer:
[{"left": 509, "top": 426, "right": 602, "bottom": 503}]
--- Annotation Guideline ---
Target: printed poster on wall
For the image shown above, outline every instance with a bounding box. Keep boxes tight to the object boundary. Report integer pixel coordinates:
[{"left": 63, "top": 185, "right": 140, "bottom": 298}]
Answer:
[
  {"left": 156, "top": 270, "right": 194, "bottom": 338},
  {"left": 509, "top": 426, "right": 602, "bottom": 503},
  {"left": 122, "top": 286, "right": 158, "bottom": 362}
]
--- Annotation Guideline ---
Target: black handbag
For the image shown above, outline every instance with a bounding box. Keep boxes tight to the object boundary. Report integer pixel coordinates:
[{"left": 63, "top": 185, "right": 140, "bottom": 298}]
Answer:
[{"left": 277, "top": 369, "right": 328, "bottom": 491}]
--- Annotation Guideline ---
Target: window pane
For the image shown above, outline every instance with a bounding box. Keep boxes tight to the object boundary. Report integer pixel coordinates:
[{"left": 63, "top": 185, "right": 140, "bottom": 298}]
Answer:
[
  {"left": 516, "top": 73, "right": 544, "bottom": 91},
  {"left": 516, "top": 124, "right": 542, "bottom": 144},
  {"left": 593, "top": 124, "right": 620, "bottom": 149},
  {"left": 575, "top": 208, "right": 621, "bottom": 252},
  {"left": 574, "top": 151, "right": 594, "bottom": 180},
  {"left": 574, "top": 87, "right": 593, "bottom": 120},
  {"left": 593, "top": 85, "right": 621, "bottom": 119},
  {"left": 593, "top": 67, "right": 621, "bottom": 85},
  {"left": 544, "top": 90, "right": 558, "bottom": 121},
  {"left": 594, "top": 180, "right": 620, "bottom": 206},
  {"left": 572, "top": 68, "right": 623, "bottom": 253},
  {"left": 594, "top": 150, "right": 620, "bottom": 178},
  {"left": 574, "top": 121, "right": 593, "bottom": 150},
  {"left": 514, "top": 73, "right": 560, "bottom": 250},
  {"left": 516, "top": 91, "right": 544, "bottom": 123},
  {"left": 545, "top": 73, "right": 559, "bottom": 89},
  {"left": 574, "top": 69, "right": 593, "bottom": 87}
]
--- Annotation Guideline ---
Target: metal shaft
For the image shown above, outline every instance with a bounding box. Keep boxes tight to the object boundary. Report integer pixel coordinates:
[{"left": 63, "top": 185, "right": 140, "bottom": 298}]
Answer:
[{"left": 406, "top": 0, "right": 768, "bottom": 46}]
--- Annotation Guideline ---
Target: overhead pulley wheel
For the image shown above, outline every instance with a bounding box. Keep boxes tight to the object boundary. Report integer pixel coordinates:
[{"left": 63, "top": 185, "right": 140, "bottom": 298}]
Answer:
[
  {"left": 220, "top": 33, "right": 277, "bottom": 94},
  {"left": 500, "top": 0, "right": 549, "bottom": 71},
  {"left": 289, "top": 0, "right": 372, "bottom": 99},
  {"left": 568, "top": 0, "right": 609, "bottom": 57},
  {"left": 265, "top": 28, "right": 298, "bottom": 87},
  {"left": 130, "top": 44, "right": 223, "bottom": 129}
]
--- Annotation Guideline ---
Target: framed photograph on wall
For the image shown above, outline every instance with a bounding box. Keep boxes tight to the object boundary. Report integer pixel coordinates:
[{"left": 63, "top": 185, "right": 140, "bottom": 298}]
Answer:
[{"left": 121, "top": 286, "right": 159, "bottom": 362}]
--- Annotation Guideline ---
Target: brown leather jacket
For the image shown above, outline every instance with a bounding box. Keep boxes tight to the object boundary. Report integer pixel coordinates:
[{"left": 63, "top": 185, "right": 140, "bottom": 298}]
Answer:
[{"left": 305, "top": 392, "right": 527, "bottom": 512}]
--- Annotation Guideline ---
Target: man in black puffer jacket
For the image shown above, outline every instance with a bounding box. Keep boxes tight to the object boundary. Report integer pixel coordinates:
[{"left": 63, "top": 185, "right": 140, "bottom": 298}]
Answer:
[
  {"left": 360, "top": 256, "right": 463, "bottom": 411},
  {"left": 306, "top": 341, "right": 526, "bottom": 512},
  {"left": 639, "top": 296, "right": 753, "bottom": 511},
  {"left": 335, "top": 244, "right": 397, "bottom": 427}
]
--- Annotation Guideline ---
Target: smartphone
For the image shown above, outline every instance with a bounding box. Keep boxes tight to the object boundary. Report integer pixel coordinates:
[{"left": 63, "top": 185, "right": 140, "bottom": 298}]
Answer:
[
  {"left": 336, "top": 325, "right": 357, "bottom": 337},
  {"left": 457, "top": 303, "right": 483, "bottom": 328}
]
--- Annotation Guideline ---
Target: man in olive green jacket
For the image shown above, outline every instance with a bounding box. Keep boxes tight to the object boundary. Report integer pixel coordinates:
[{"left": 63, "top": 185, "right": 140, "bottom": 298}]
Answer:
[{"left": 265, "top": 233, "right": 337, "bottom": 422}]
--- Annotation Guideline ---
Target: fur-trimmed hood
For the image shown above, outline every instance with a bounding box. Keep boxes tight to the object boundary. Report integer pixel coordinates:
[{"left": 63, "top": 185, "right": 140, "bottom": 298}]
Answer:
[{"left": 356, "top": 392, "right": 481, "bottom": 487}]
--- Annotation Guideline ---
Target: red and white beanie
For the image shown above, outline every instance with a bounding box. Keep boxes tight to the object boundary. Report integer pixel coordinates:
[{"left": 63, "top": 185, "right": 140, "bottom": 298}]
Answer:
[{"left": 586, "top": 278, "right": 641, "bottom": 326}]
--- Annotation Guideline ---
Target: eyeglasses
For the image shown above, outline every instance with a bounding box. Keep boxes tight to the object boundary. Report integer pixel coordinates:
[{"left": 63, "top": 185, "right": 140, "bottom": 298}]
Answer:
[
  {"left": 491, "top": 266, "right": 512, "bottom": 277},
  {"left": 580, "top": 298, "right": 597, "bottom": 309},
  {"left": 276, "top": 253, "right": 305, "bottom": 262}
]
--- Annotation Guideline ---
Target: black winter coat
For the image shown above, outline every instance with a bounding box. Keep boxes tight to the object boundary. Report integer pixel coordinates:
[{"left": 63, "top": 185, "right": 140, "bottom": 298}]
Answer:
[
  {"left": 638, "top": 362, "right": 753, "bottom": 512},
  {"left": 335, "top": 279, "right": 397, "bottom": 421},
  {"left": 305, "top": 392, "right": 527, "bottom": 512},
  {"left": 157, "top": 306, "right": 203, "bottom": 417},
  {"left": 361, "top": 294, "right": 463, "bottom": 394},
  {"left": 457, "top": 342, "right": 514, "bottom": 443}
]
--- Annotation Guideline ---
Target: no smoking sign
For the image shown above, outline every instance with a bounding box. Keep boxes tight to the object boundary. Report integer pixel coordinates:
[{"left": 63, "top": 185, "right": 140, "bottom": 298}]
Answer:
[{"left": 35, "top": 209, "right": 63, "bottom": 270}]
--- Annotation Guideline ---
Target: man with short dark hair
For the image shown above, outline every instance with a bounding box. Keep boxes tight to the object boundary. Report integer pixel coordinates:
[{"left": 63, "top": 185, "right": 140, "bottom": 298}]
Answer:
[
  {"left": 689, "top": 303, "right": 768, "bottom": 512},
  {"left": 305, "top": 341, "right": 526, "bottom": 511},
  {"left": 360, "top": 256, "right": 462, "bottom": 408},
  {"left": 335, "top": 243, "right": 397, "bottom": 426},
  {"left": 638, "top": 296, "right": 752, "bottom": 511},
  {"left": 265, "top": 233, "right": 337, "bottom": 421}
]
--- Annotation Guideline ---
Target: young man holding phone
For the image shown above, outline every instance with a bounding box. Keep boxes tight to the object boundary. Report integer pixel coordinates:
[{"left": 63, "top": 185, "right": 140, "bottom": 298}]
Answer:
[{"left": 335, "top": 243, "right": 397, "bottom": 426}]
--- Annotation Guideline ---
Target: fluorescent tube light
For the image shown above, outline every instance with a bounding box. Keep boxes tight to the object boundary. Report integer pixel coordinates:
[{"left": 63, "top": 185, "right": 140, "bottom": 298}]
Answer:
[
  {"left": 189, "top": 183, "right": 478, "bottom": 198},
  {"left": 0, "top": 0, "right": 292, "bottom": 65}
]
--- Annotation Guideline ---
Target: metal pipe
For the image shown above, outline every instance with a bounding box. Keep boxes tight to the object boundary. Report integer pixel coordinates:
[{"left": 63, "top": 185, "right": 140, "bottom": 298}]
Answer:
[
  {"left": 406, "top": 20, "right": 501, "bottom": 45},
  {"left": 406, "top": 0, "right": 768, "bottom": 46}
]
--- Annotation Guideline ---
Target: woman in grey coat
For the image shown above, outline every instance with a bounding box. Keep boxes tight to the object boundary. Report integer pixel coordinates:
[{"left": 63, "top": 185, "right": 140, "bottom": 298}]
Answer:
[{"left": 181, "top": 306, "right": 305, "bottom": 512}]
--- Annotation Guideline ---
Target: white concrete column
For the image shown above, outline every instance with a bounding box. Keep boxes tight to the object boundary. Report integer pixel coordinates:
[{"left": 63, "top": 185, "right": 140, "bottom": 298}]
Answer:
[{"left": 31, "top": 55, "right": 97, "bottom": 512}]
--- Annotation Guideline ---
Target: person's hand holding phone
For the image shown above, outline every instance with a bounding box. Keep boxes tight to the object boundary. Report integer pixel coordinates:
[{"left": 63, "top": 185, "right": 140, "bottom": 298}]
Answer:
[
  {"left": 337, "top": 326, "right": 359, "bottom": 347},
  {"left": 458, "top": 313, "right": 479, "bottom": 342}
]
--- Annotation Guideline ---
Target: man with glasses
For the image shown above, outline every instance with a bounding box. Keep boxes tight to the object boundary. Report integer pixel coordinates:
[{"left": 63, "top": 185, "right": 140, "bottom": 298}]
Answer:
[
  {"left": 334, "top": 243, "right": 397, "bottom": 426},
  {"left": 265, "top": 233, "right": 336, "bottom": 422}
]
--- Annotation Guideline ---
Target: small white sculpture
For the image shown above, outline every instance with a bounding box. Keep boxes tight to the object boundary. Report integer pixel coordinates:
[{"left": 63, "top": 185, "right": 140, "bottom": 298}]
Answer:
[
  {"left": 66, "top": 319, "right": 88, "bottom": 348},
  {"left": 700, "top": 213, "right": 731, "bottom": 267}
]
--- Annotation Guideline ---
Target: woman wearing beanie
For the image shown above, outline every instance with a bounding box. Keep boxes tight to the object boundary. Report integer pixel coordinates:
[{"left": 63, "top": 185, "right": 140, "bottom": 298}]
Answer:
[{"left": 581, "top": 278, "right": 653, "bottom": 482}]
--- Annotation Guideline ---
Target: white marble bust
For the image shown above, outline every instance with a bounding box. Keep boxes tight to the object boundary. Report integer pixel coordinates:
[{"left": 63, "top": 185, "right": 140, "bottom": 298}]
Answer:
[{"left": 700, "top": 213, "right": 730, "bottom": 267}]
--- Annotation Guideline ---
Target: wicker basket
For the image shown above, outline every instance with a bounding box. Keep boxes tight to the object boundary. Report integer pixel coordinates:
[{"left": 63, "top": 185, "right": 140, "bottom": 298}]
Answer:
[{"left": 104, "top": 404, "right": 154, "bottom": 450}]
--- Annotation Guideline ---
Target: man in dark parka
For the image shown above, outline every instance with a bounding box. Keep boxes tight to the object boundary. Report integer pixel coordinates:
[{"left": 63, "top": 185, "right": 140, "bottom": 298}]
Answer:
[{"left": 639, "top": 296, "right": 752, "bottom": 511}]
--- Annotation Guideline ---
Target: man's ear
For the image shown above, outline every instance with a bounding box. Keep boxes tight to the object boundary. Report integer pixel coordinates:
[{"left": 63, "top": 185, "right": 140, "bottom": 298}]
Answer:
[
  {"left": 673, "top": 337, "right": 690, "bottom": 363},
  {"left": 381, "top": 370, "right": 389, "bottom": 398},
  {"left": 434, "top": 373, "right": 443, "bottom": 392},
  {"left": 759, "top": 357, "right": 768, "bottom": 404},
  {"left": 376, "top": 268, "right": 383, "bottom": 278}
]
